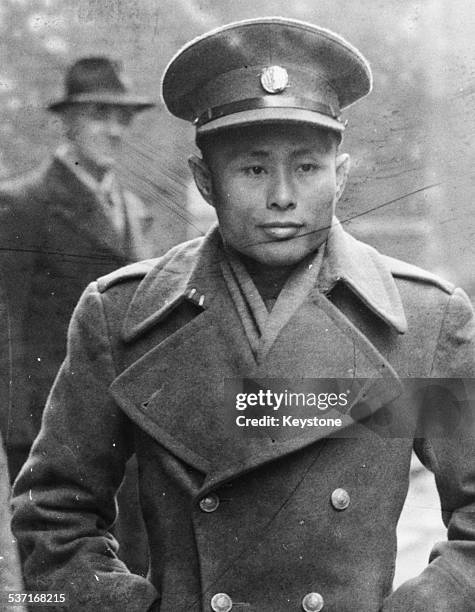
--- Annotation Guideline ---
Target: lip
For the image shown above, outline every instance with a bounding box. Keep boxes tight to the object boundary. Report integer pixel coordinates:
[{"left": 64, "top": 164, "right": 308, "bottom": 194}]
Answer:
[
  {"left": 258, "top": 221, "right": 304, "bottom": 240},
  {"left": 259, "top": 221, "right": 303, "bottom": 228}
]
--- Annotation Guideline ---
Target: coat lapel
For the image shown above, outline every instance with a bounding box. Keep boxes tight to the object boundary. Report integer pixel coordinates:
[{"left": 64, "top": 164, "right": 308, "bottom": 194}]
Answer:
[
  {"left": 200, "top": 286, "right": 403, "bottom": 490},
  {"left": 45, "top": 158, "right": 140, "bottom": 260},
  {"left": 110, "top": 224, "right": 406, "bottom": 489},
  {"left": 110, "top": 229, "right": 257, "bottom": 474}
]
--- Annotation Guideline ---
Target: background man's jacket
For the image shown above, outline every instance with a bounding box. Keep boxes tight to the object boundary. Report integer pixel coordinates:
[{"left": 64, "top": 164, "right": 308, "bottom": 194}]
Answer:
[{"left": 12, "top": 224, "right": 475, "bottom": 611}]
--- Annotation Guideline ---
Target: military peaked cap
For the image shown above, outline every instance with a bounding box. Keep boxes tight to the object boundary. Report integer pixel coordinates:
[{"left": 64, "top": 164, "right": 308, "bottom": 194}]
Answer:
[{"left": 162, "top": 17, "right": 372, "bottom": 135}]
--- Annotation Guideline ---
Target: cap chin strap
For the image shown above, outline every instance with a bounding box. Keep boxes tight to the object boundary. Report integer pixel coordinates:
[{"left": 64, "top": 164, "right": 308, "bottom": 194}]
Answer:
[{"left": 195, "top": 96, "right": 341, "bottom": 127}]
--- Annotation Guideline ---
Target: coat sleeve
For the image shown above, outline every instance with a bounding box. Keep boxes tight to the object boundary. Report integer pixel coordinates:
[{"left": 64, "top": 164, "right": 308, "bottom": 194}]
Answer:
[
  {"left": 11, "top": 282, "right": 159, "bottom": 612},
  {"left": 0, "top": 435, "right": 26, "bottom": 610},
  {"left": 383, "top": 287, "right": 475, "bottom": 611}
]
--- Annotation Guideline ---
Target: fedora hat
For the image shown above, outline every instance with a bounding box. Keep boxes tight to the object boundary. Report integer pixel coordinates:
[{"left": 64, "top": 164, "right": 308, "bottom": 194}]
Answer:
[{"left": 49, "top": 56, "right": 156, "bottom": 112}]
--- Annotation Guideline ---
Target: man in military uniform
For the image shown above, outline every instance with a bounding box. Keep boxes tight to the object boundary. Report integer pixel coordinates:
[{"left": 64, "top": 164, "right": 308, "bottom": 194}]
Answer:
[{"left": 12, "top": 18, "right": 475, "bottom": 611}]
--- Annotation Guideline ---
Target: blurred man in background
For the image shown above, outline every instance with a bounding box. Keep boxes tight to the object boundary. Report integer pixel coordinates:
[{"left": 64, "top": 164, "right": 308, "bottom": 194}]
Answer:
[
  {"left": 0, "top": 56, "right": 156, "bottom": 481},
  {"left": 0, "top": 56, "right": 156, "bottom": 575}
]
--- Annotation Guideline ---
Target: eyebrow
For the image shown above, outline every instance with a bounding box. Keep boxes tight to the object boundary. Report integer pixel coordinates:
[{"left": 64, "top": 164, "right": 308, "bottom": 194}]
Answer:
[
  {"left": 293, "top": 148, "right": 323, "bottom": 156},
  {"left": 240, "top": 150, "right": 271, "bottom": 158},
  {"left": 230, "top": 146, "right": 329, "bottom": 161},
  {"left": 236, "top": 148, "right": 325, "bottom": 158}
]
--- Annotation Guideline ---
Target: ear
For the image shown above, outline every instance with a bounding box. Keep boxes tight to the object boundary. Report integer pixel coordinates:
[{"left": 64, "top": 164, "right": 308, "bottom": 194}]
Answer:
[
  {"left": 188, "top": 155, "right": 215, "bottom": 207},
  {"left": 335, "top": 153, "right": 351, "bottom": 202}
]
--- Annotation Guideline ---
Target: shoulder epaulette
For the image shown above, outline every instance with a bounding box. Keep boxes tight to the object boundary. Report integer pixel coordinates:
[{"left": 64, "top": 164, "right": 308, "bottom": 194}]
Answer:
[
  {"left": 382, "top": 254, "right": 454, "bottom": 295},
  {"left": 97, "top": 259, "right": 158, "bottom": 293}
]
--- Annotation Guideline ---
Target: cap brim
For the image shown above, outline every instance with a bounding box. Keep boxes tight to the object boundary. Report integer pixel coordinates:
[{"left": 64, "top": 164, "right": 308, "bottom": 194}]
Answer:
[
  {"left": 196, "top": 107, "right": 344, "bottom": 136},
  {"left": 48, "top": 93, "right": 156, "bottom": 112}
]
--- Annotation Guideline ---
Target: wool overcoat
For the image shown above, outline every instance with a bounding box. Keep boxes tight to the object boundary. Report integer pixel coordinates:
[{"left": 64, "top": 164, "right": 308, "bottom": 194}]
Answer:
[
  {"left": 0, "top": 156, "right": 155, "bottom": 480},
  {"left": 12, "top": 223, "right": 475, "bottom": 612}
]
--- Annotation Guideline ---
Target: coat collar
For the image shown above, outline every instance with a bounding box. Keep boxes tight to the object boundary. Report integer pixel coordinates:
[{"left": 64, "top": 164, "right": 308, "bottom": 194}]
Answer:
[
  {"left": 43, "top": 156, "right": 151, "bottom": 261},
  {"left": 122, "top": 220, "right": 407, "bottom": 342},
  {"left": 121, "top": 226, "right": 225, "bottom": 341},
  {"left": 319, "top": 219, "right": 407, "bottom": 333}
]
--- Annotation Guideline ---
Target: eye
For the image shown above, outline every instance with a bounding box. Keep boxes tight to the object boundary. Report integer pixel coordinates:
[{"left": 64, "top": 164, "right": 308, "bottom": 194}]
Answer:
[
  {"left": 91, "top": 104, "right": 109, "bottom": 120},
  {"left": 298, "top": 163, "right": 318, "bottom": 173},
  {"left": 244, "top": 165, "right": 266, "bottom": 176},
  {"left": 117, "top": 109, "right": 134, "bottom": 126}
]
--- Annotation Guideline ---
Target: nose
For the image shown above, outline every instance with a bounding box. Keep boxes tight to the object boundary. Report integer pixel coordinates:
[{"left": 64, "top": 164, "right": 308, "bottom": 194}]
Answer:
[{"left": 267, "top": 168, "right": 296, "bottom": 211}]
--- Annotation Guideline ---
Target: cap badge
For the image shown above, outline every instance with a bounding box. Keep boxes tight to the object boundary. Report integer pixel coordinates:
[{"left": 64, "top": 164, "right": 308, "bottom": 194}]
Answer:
[{"left": 260, "top": 65, "right": 289, "bottom": 94}]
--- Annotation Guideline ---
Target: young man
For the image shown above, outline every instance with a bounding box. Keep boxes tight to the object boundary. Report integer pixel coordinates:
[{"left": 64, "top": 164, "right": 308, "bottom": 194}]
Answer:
[{"left": 12, "top": 18, "right": 475, "bottom": 612}]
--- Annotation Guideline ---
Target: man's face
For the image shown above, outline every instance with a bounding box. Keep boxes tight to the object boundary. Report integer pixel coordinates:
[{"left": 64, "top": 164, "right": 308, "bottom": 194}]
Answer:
[
  {"left": 62, "top": 103, "right": 134, "bottom": 169},
  {"left": 192, "top": 124, "right": 349, "bottom": 267}
]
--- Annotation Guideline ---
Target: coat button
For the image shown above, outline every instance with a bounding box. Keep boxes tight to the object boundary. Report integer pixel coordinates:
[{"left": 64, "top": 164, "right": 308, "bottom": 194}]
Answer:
[
  {"left": 302, "top": 592, "right": 324, "bottom": 611},
  {"left": 210, "top": 592, "right": 233, "bottom": 611},
  {"left": 199, "top": 493, "right": 220, "bottom": 513},
  {"left": 331, "top": 487, "right": 350, "bottom": 511}
]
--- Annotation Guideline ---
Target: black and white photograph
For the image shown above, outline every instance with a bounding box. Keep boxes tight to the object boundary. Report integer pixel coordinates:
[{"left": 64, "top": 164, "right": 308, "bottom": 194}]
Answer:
[{"left": 0, "top": 1, "right": 474, "bottom": 610}]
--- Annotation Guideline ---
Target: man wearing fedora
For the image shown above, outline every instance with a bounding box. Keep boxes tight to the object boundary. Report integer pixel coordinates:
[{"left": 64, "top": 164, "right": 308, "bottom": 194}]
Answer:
[
  {"left": 12, "top": 18, "right": 475, "bottom": 612},
  {"left": 0, "top": 56, "right": 156, "bottom": 483}
]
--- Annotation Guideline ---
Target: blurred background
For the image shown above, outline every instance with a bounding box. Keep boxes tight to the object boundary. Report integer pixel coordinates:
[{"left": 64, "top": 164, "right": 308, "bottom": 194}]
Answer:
[{"left": 0, "top": 0, "right": 473, "bottom": 587}]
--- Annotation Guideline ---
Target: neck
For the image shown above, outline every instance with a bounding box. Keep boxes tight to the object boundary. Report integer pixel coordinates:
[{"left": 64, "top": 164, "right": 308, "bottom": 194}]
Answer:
[{"left": 230, "top": 249, "right": 299, "bottom": 301}]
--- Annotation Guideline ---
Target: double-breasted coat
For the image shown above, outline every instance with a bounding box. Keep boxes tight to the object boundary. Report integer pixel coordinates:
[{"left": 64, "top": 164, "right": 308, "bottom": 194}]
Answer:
[
  {"left": 12, "top": 223, "right": 475, "bottom": 611},
  {"left": 0, "top": 156, "right": 155, "bottom": 480}
]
